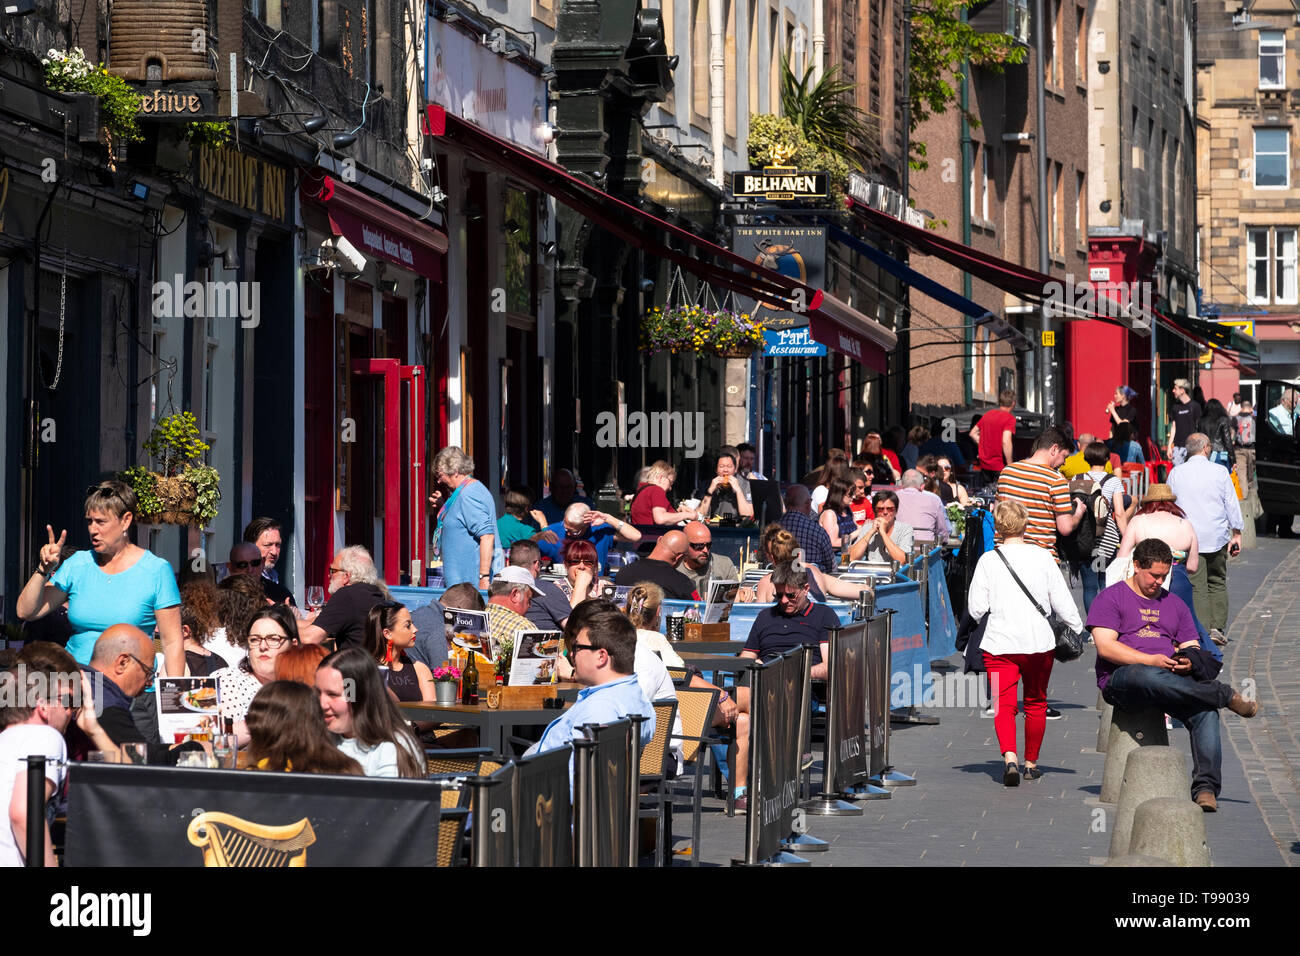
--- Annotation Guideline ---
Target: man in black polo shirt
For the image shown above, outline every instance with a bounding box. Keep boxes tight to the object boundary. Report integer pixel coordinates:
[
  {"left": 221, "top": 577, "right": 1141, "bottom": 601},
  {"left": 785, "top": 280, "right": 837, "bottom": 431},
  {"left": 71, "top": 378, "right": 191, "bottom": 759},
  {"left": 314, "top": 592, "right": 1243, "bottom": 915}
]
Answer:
[
  {"left": 729, "top": 562, "right": 839, "bottom": 812},
  {"left": 299, "top": 546, "right": 389, "bottom": 648},
  {"left": 614, "top": 530, "right": 699, "bottom": 600}
]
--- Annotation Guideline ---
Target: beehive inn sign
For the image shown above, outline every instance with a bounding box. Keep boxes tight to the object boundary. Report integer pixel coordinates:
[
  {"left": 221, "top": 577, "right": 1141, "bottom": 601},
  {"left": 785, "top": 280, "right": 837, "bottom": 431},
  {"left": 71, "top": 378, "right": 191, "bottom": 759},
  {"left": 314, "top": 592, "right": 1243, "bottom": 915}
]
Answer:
[
  {"left": 136, "top": 87, "right": 217, "bottom": 119},
  {"left": 731, "top": 165, "right": 829, "bottom": 201}
]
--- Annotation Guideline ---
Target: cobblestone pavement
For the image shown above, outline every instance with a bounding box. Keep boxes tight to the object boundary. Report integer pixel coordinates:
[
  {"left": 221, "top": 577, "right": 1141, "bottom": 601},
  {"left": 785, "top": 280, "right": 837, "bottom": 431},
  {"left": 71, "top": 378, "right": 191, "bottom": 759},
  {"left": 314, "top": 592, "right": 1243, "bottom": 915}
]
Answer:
[{"left": 683, "top": 540, "right": 1298, "bottom": 867}]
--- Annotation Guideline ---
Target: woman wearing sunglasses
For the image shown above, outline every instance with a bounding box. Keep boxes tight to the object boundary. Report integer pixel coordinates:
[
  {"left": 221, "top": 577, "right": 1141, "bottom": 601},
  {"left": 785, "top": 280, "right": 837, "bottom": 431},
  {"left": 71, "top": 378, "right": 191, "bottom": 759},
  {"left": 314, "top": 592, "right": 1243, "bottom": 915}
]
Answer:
[
  {"left": 212, "top": 605, "right": 301, "bottom": 732},
  {"left": 934, "top": 457, "right": 971, "bottom": 507},
  {"left": 560, "top": 538, "right": 611, "bottom": 610}
]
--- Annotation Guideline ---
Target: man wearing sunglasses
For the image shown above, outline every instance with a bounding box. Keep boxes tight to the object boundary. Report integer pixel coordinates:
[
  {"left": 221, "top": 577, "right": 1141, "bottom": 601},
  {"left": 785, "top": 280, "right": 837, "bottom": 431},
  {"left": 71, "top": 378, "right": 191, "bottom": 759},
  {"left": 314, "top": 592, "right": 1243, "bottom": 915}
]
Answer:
[
  {"left": 678, "top": 521, "right": 738, "bottom": 595},
  {"left": 727, "top": 563, "right": 840, "bottom": 811},
  {"left": 614, "top": 529, "right": 699, "bottom": 600},
  {"left": 525, "top": 601, "right": 655, "bottom": 778},
  {"left": 226, "top": 542, "right": 295, "bottom": 605}
]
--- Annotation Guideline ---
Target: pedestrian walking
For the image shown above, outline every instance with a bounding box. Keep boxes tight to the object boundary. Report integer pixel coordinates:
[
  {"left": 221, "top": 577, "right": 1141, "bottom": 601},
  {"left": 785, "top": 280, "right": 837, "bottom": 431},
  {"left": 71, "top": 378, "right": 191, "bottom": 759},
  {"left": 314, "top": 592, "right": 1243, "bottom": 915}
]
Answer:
[
  {"left": 969, "top": 388, "right": 1018, "bottom": 493},
  {"left": 428, "top": 446, "right": 503, "bottom": 588},
  {"left": 995, "top": 425, "right": 1088, "bottom": 561},
  {"left": 966, "top": 501, "right": 1083, "bottom": 786},
  {"left": 1059, "top": 442, "right": 1130, "bottom": 612},
  {"left": 1167, "top": 434, "right": 1244, "bottom": 646},
  {"left": 1165, "top": 378, "right": 1201, "bottom": 465},
  {"left": 1199, "top": 398, "right": 1237, "bottom": 470}
]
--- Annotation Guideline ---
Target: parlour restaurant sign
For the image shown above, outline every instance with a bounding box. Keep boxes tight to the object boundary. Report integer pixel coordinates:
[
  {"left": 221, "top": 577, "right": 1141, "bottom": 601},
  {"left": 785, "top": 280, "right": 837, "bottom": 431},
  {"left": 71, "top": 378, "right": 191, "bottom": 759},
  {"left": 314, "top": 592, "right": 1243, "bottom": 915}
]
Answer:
[
  {"left": 732, "top": 165, "right": 829, "bottom": 201},
  {"left": 196, "top": 145, "right": 290, "bottom": 223}
]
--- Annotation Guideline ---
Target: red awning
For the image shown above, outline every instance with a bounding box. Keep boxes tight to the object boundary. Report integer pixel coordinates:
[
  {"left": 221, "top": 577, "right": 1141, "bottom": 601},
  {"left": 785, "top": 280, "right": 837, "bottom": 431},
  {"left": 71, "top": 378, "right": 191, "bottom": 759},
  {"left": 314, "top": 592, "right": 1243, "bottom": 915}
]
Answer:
[
  {"left": 809, "top": 293, "right": 896, "bottom": 372},
  {"left": 424, "top": 104, "right": 829, "bottom": 313},
  {"left": 300, "top": 169, "right": 448, "bottom": 281}
]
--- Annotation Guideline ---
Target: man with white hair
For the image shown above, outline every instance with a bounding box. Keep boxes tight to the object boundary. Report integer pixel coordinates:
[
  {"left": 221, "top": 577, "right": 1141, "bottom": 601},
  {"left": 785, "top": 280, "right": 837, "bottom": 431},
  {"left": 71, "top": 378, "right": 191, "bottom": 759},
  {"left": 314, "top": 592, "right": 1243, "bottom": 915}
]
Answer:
[
  {"left": 1168, "top": 433, "right": 1244, "bottom": 644},
  {"left": 429, "top": 445, "right": 503, "bottom": 588},
  {"left": 1268, "top": 387, "right": 1298, "bottom": 437},
  {"left": 299, "top": 545, "right": 390, "bottom": 648},
  {"left": 895, "top": 469, "right": 952, "bottom": 544},
  {"left": 536, "top": 501, "right": 641, "bottom": 575}
]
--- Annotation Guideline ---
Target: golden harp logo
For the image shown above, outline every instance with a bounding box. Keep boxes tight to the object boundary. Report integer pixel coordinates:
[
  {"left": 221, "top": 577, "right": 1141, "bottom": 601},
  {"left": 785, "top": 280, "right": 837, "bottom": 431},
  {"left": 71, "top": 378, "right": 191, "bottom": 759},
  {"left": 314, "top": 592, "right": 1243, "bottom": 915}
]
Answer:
[{"left": 187, "top": 812, "right": 317, "bottom": 867}]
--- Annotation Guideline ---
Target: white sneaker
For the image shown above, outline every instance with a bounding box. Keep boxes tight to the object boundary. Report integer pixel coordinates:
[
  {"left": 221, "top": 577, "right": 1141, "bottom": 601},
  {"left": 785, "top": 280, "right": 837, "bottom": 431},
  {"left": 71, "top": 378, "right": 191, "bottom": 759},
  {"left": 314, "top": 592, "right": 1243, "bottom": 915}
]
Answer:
[{"left": 982, "top": 705, "right": 995, "bottom": 718}]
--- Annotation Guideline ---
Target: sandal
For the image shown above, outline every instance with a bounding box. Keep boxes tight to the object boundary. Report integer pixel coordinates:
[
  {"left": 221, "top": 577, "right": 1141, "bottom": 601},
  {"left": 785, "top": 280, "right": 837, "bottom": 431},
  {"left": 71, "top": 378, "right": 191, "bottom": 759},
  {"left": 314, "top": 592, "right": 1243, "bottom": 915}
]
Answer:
[
  {"left": 1002, "top": 761, "right": 1020, "bottom": 787},
  {"left": 1023, "top": 765, "right": 1043, "bottom": 781}
]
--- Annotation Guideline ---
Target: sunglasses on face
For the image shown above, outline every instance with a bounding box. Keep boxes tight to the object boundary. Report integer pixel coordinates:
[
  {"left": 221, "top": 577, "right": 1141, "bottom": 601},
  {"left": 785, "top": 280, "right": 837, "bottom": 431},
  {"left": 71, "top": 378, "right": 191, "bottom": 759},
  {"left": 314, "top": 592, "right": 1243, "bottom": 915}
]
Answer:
[
  {"left": 569, "top": 557, "right": 595, "bottom": 566},
  {"left": 876, "top": 505, "right": 897, "bottom": 513},
  {"left": 230, "top": 560, "right": 260, "bottom": 570},
  {"left": 688, "top": 541, "right": 711, "bottom": 550}
]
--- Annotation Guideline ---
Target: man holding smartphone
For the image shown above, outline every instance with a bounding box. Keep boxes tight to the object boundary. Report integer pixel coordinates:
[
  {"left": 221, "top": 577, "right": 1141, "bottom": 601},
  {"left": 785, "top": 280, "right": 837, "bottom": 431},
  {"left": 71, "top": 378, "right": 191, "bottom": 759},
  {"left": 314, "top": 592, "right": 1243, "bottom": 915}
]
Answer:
[{"left": 1168, "top": 433, "right": 1245, "bottom": 646}]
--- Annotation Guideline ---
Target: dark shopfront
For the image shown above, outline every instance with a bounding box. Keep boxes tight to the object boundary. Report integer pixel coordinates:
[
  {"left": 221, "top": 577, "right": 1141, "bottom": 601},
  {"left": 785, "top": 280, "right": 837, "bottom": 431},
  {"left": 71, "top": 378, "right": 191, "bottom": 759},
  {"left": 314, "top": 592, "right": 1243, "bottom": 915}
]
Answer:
[{"left": 0, "top": 95, "right": 164, "bottom": 614}]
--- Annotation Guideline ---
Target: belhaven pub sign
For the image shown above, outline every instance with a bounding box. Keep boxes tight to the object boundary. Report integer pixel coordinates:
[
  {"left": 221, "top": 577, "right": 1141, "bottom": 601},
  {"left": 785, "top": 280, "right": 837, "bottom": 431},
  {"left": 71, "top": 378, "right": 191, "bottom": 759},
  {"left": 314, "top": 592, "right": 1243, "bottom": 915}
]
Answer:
[{"left": 731, "top": 143, "right": 829, "bottom": 202}]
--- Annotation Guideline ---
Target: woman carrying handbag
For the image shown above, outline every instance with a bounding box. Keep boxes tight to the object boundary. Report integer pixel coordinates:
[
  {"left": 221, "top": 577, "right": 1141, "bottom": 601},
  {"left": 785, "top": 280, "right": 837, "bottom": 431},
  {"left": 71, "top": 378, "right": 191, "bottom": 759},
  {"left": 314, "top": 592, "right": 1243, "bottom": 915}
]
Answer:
[{"left": 966, "top": 501, "right": 1084, "bottom": 786}]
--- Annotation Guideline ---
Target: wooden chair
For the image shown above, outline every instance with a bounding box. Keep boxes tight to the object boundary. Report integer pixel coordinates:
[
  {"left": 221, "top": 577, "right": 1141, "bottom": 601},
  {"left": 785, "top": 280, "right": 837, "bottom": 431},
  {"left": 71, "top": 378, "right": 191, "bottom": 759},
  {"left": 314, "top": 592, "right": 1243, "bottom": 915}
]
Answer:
[
  {"left": 435, "top": 807, "right": 468, "bottom": 867},
  {"left": 425, "top": 747, "right": 492, "bottom": 776},
  {"left": 639, "top": 698, "right": 679, "bottom": 867},
  {"left": 668, "top": 687, "right": 720, "bottom": 866}
]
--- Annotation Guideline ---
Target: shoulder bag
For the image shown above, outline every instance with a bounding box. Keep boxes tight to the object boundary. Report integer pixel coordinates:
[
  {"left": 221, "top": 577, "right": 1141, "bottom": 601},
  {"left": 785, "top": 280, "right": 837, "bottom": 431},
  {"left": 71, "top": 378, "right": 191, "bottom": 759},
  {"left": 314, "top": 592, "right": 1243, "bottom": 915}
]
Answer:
[{"left": 993, "top": 548, "right": 1085, "bottom": 662}]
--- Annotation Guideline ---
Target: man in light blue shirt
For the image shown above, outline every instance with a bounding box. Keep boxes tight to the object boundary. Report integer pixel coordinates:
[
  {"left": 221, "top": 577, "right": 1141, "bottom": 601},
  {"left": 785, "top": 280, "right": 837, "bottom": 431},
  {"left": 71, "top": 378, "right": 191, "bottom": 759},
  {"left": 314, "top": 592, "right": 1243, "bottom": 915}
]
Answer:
[
  {"left": 526, "top": 601, "right": 655, "bottom": 782},
  {"left": 1168, "top": 433, "right": 1243, "bottom": 640}
]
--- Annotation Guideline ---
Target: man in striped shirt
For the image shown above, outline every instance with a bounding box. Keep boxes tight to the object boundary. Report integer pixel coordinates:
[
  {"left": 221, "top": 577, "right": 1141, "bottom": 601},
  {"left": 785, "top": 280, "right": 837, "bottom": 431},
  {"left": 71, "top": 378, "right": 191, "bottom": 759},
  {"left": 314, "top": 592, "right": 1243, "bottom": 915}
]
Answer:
[{"left": 996, "top": 425, "right": 1088, "bottom": 562}]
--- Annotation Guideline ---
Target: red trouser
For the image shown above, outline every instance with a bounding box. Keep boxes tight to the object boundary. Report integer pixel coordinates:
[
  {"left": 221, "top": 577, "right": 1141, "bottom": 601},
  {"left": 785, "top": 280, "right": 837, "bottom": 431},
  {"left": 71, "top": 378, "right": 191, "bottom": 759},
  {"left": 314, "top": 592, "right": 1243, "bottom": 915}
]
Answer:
[{"left": 982, "top": 651, "right": 1055, "bottom": 763}]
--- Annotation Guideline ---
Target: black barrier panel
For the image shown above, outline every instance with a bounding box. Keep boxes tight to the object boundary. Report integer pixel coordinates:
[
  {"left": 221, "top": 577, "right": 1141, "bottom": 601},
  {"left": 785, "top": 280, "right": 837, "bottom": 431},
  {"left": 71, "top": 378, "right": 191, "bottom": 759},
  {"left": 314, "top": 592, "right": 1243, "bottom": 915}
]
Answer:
[
  {"left": 831, "top": 622, "right": 870, "bottom": 791},
  {"left": 749, "top": 647, "right": 807, "bottom": 862},
  {"left": 470, "top": 761, "right": 517, "bottom": 867},
  {"left": 865, "top": 614, "right": 891, "bottom": 776},
  {"left": 515, "top": 746, "right": 573, "bottom": 868},
  {"left": 65, "top": 764, "right": 439, "bottom": 866},
  {"left": 577, "top": 720, "right": 634, "bottom": 868}
]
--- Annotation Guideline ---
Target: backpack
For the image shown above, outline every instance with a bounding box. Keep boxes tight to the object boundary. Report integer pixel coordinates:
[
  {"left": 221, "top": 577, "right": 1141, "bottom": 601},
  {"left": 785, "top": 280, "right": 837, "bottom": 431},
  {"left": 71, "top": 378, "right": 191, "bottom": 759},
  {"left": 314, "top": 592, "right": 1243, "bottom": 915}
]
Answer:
[{"left": 1057, "top": 475, "right": 1114, "bottom": 563}]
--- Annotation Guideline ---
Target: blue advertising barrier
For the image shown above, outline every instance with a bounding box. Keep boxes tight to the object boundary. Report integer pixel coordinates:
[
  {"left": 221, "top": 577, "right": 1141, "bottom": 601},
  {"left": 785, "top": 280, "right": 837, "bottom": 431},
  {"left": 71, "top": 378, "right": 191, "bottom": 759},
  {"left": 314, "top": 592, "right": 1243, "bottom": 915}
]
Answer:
[
  {"left": 389, "top": 585, "right": 449, "bottom": 611},
  {"left": 924, "top": 549, "right": 958, "bottom": 661},
  {"left": 873, "top": 578, "right": 928, "bottom": 711}
]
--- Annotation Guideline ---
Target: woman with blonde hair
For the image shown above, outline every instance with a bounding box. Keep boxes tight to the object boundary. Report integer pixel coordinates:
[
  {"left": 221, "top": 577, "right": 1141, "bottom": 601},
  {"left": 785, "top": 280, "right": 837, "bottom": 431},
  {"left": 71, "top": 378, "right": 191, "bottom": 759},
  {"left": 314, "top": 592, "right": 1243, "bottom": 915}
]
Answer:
[
  {"left": 750, "top": 524, "right": 869, "bottom": 603},
  {"left": 967, "top": 500, "right": 1082, "bottom": 786},
  {"left": 628, "top": 460, "right": 700, "bottom": 525},
  {"left": 622, "top": 582, "right": 685, "bottom": 666}
]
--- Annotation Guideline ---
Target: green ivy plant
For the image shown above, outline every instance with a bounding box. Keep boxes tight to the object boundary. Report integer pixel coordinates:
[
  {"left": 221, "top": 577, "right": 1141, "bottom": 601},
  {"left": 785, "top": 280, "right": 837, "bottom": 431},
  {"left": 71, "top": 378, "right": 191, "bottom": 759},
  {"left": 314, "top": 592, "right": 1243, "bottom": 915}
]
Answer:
[
  {"left": 41, "top": 47, "right": 143, "bottom": 143},
  {"left": 185, "top": 122, "right": 232, "bottom": 150},
  {"left": 746, "top": 113, "right": 851, "bottom": 208},
  {"left": 186, "top": 464, "right": 222, "bottom": 527},
  {"left": 119, "top": 466, "right": 162, "bottom": 519},
  {"left": 142, "top": 411, "right": 209, "bottom": 477}
]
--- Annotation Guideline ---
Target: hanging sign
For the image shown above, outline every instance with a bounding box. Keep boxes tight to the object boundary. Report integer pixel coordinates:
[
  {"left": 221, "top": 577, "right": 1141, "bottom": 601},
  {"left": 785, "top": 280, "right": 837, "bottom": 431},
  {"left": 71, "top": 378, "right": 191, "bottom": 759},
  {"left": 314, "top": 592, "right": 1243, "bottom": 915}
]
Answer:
[
  {"left": 763, "top": 328, "right": 826, "bottom": 356},
  {"left": 732, "top": 165, "right": 829, "bottom": 201}
]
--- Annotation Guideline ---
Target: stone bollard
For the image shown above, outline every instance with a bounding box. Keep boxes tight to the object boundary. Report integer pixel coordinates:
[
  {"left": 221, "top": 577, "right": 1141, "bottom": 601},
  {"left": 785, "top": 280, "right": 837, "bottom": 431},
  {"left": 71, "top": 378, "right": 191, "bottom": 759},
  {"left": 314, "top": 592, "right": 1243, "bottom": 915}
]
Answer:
[
  {"left": 1096, "top": 689, "right": 1105, "bottom": 711},
  {"left": 1100, "top": 708, "right": 1169, "bottom": 802},
  {"left": 1109, "top": 747, "right": 1188, "bottom": 858},
  {"left": 1128, "top": 797, "right": 1211, "bottom": 867},
  {"left": 1097, "top": 701, "right": 1113, "bottom": 753},
  {"left": 1104, "top": 854, "right": 1174, "bottom": 867}
]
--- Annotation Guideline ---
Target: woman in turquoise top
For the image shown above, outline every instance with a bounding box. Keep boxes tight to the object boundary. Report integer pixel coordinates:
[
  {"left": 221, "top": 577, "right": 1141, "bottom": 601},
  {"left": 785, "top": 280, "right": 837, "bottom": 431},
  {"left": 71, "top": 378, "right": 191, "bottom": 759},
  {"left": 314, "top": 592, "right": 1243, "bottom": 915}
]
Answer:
[
  {"left": 16, "top": 480, "right": 184, "bottom": 675},
  {"left": 496, "top": 485, "right": 557, "bottom": 552}
]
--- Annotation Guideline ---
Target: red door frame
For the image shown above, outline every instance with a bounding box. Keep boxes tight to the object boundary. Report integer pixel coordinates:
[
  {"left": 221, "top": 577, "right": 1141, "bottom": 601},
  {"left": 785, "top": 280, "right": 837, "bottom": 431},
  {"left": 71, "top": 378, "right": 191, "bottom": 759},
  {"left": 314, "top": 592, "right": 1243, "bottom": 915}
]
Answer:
[{"left": 350, "top": 358, "right": 427, "bottom": 585}]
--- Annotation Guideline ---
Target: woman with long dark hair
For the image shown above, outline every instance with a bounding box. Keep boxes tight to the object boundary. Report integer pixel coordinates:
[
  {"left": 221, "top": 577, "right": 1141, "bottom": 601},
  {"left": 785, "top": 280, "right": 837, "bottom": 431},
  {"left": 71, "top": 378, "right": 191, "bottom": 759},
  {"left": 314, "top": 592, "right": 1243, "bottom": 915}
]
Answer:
[
  {"left": 316, "top": 646, "right": 424, "bottom": 778},
  {"left": 246, "top": 681, "right": 364, "bottom": 775},
  {"left": 818, "top": 477, "right": 858, "bottom": 549},
  {"left": 858, "top": 433, "right": 896, "bottom": 485},
  {"left": 1199, "top": 398, "right": 1237, "bottom": 470},
  {"left": 363, "top": 602, "right": 435, "bottom": 703}
]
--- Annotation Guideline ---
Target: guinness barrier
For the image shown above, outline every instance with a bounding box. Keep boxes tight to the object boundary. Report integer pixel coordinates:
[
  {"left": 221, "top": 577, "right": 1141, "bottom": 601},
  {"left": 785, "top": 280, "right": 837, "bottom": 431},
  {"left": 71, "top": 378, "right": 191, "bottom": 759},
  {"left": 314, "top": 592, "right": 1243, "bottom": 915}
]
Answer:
[
  {"left": 873, "top": 578, "right": 930, "bottom": 713},
  {"left": 736, "top": 646, "right": 814, "bottom": 866},
  {"left": 925, "top": 548, "right": 959, "bottom": 660},
  {"left": 65, "top": 764, "right": 442, "bottom": 866},
  {"left": 864, "top": 611, "right": 916, "bottom": 788},
  {"left": 467, "top": 746, "right": 573, "bottom": 867},
  {"left": 573, "top": 718, "right": 641, "bottom": 867},
  {"left": 802, "top": 622, "right": 867, "bottom": 816}
]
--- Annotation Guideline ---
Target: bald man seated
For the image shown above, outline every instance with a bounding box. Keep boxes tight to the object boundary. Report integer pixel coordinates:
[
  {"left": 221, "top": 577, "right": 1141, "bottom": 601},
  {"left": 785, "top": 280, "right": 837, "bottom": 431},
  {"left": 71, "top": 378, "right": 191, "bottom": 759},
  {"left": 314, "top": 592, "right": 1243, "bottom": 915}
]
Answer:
[
  {"left": 613, "top": 529, "right": 699, "bottom": 600},
  {"left": 86, "top": 624, "right": 157, "bottom": 746}
]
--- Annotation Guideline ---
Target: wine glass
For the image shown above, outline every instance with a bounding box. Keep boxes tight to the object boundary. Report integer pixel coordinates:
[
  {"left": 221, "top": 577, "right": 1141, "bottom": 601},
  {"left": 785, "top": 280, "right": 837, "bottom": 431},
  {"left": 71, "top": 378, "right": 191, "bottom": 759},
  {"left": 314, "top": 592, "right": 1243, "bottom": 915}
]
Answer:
[{"left": 306, "top": 586, "right": 325, "bottom": 612}]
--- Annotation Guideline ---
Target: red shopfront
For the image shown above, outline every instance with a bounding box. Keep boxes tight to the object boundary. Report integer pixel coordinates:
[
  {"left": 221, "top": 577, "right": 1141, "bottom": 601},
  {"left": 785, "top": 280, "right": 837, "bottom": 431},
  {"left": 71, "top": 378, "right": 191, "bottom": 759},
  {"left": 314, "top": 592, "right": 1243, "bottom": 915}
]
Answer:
[{"left": 299, "top": 170, "right": 449, "bottom": 587}]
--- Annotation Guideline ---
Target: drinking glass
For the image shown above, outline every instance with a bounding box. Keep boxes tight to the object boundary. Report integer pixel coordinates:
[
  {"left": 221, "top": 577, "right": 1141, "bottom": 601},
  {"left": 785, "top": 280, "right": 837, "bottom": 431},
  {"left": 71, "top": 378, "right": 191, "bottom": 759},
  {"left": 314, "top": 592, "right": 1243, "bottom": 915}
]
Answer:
[
  {"left": 86, "top": 750, "right": 119, "bottom": 763},
  {"left": 122, "top": 743, "right": 148, "bottom": 765},
  {"left": 306, "top": 586, "right": 325, "bottom": 612},
  {"left": 176, "top": 750, "right": 214, "bottom": 769},
  {"left": 212, "top": 735, "right": 238, "bottom": 769}
]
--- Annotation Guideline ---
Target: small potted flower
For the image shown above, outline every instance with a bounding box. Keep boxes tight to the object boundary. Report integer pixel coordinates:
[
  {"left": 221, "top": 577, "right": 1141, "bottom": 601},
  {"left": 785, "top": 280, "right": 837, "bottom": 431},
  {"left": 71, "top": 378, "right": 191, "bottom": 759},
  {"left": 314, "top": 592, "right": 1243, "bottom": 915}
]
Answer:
[{"left": 431, "top": 663, "right": 462, "bottom": 705}]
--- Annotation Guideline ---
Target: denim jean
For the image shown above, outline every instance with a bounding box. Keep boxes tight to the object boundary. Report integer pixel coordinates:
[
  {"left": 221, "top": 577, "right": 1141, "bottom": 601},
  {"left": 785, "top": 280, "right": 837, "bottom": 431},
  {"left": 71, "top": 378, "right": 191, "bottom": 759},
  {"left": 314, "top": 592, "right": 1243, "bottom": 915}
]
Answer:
[
  {"left": 1072, "top": 561, "right": 1103, "bottom": 612},
  {"left": 1102, "top": 665, "right": 1235, "bottom": 797}
]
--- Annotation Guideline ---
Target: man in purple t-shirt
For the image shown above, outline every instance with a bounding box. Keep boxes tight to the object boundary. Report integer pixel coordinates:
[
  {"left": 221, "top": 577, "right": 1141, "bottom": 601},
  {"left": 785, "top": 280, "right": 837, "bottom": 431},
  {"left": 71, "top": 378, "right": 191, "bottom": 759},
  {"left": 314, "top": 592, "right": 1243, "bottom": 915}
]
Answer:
[{"left": 1086, "top": 538, "right": 1258, "bottom": 812}]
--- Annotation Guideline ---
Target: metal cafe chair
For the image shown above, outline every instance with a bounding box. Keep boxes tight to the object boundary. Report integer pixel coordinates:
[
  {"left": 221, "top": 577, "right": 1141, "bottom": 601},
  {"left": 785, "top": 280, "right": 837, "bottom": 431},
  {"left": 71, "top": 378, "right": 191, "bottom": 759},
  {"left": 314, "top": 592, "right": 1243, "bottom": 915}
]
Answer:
[
  {"left": 667, "top": 687, "right": 720, "bottom": 866},
  {"left": 639, "top": 698, "right": 680, "bottom": 867},
  {"left": 434, "top": 806, "right": 469, "bottom": 868}
]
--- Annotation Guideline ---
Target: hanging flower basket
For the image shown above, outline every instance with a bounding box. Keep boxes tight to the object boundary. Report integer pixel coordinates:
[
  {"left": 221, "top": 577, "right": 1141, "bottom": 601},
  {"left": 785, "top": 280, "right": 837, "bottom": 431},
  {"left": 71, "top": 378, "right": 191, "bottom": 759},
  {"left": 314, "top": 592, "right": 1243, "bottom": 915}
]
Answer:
[
  {"left": 641, "top": 304, "right": 765, "bottom": 357},
  {"left": 118, "top": 412, "right": 221, "bottom": 528}
]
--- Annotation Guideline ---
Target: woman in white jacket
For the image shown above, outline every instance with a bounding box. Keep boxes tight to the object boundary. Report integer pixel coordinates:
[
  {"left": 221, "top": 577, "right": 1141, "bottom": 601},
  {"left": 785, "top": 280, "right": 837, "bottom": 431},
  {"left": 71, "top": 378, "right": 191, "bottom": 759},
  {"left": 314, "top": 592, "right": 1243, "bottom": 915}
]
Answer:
[{"left": 967, "top": 500, "right": 1083, "bottom": 786}]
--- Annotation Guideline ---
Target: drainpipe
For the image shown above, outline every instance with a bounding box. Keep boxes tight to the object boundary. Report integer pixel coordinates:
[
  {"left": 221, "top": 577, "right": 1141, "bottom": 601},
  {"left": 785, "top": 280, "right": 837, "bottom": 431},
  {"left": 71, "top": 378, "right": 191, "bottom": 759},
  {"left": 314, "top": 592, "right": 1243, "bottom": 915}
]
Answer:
[
  {"left": 813, "top": 1, "right": 825, "bottom": 81},
  {"left": 960, "top": 6, "right": 973, "bottom": 407},
  {"left": 1034, "top": 0, "right": 1053, "bottom": 419},
  {"left": 709, "top": 0, "right": 725, "bottom": 183}
]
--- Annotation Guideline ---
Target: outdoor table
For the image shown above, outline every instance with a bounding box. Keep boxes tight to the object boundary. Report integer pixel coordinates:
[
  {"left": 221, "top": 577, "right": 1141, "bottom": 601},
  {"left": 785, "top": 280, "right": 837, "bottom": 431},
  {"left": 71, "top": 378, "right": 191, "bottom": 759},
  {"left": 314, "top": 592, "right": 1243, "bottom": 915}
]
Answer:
[
  {"left": 668, "top": 640, "right": 747, "bottom": 654},
  {"left": 398, "top": 686, "right": 579, "bottom": 755}
]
